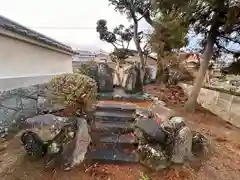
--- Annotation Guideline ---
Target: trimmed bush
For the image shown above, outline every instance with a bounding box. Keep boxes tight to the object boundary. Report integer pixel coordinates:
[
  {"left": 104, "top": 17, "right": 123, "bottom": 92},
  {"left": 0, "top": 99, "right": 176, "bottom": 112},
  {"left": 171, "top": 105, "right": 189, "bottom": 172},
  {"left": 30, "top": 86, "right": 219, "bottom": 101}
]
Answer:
[
  {"left": 48, "top": 73, "right": 97, "bottom": 115},
  {"left": 75, "top": 60, "right": 98, "bottom": 80}
]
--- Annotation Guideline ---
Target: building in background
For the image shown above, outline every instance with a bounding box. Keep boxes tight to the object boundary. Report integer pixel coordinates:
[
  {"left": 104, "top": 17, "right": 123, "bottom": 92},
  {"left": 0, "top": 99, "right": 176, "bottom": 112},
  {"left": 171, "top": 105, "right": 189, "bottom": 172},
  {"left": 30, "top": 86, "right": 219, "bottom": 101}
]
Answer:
[{"left": 0, "top": 15, "right": 75, "bottom": 91}]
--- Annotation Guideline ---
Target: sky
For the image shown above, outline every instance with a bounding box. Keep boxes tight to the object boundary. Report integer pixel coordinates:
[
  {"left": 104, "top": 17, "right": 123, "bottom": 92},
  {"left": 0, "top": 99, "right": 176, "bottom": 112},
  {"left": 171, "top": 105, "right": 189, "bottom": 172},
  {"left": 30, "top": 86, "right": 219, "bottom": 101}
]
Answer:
[{"left": 0, "top": 0, "right": 151, "bottom": 52}]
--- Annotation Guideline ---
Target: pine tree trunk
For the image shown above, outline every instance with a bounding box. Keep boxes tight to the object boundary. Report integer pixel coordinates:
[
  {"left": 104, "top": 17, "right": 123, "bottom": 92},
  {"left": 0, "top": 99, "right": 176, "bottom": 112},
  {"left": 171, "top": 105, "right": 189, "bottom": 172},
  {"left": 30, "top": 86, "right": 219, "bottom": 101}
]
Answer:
[{"left": 184, "top": 30, "right": 217, "bottom": 112}]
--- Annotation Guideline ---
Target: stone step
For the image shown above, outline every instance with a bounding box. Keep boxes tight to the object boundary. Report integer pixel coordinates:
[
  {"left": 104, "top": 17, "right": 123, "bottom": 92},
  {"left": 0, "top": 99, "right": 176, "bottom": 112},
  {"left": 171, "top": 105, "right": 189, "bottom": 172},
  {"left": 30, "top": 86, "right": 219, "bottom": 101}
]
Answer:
[
  {"left": 99, "top": 133, "right": 138, "bottom": 145},
  {"left": 96, "top": 102, "right": 136, "bottom": 113},
  {"left": 97, "top": 93, "right": 152, "bottom": 102},
  {"left": 87, "top": 148, "right": 139, "bottom": 164},
  {"left": 94, "top": 111, "right": 135, "bottom": 122},
  {"left": 92, "top": 121, "right": 134, "bottom": 133}
]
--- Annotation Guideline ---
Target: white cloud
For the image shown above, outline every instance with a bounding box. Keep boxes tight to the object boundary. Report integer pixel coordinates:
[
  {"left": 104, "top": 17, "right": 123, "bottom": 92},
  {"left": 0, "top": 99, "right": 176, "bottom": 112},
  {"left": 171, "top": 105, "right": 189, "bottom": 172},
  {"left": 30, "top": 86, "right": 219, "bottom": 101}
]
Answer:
[{"left": 0, "top": 0, "right": 151, "bottom": 52}]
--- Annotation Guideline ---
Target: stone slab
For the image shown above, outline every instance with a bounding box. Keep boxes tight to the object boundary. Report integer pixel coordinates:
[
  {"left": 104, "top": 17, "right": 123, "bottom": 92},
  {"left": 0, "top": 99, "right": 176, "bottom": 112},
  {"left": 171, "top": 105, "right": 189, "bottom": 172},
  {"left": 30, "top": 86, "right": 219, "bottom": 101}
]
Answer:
[
  {"left": 92, "top": 121, "right": 134, "bottom": 133},
  {"left": 99, "top": 134, "right": 137, "bottom": 145},
  {"left": 97, "top": 93, "right": 152, "bottom": 102},
  {"left": 94, "top": 111, "right": 135, "bottom": 122},
  {"left": 96, "top": 102, "right": 136, "bottom": 113},
  {"left": 87, "top": 148, "right": 139, "bottom": 164},
  {"left": 134, "top": 118, "right": 166, "bottom": 144}
]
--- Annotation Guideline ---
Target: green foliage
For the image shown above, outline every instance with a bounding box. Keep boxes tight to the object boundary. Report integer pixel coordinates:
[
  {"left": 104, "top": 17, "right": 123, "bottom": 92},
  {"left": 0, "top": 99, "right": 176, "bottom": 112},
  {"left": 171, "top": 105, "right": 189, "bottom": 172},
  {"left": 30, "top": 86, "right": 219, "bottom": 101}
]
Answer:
[
  {"left": 96, "top": 19, "right": 134, "bottom": 61},
  {"left": 140, "top": 172, "right": 149, "bottom": 180},
  {"left": 48, "top": 73, "right": 97, "bottom": 115},
  {"left": 96, "top": 19, "right": 133, "bottom": 49},
  {"left": 151, "top": 0, "right": 189, "bottom": 54},
  {"left": 96, "top": 19, "right": 117, "bottom": 44},
  {"left": 153, "top": 0, "right": 240, "bottom": 57},
  {"left": 109, "top": 0, "right": 153, "bottom": 25},
  {"left": 75, "top": 60, "right": 98, "bottom": 80}
]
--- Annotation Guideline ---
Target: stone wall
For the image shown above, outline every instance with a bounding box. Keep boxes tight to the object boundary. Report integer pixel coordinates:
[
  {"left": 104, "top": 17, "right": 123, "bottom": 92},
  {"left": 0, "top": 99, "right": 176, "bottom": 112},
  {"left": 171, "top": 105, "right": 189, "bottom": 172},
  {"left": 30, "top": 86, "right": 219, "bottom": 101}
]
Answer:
[
  {"left": 0, "top": 84, "right": 50, "bottom": 137},
  {"left": 180, "top": 83, "right": 240, "bottom": 128}
]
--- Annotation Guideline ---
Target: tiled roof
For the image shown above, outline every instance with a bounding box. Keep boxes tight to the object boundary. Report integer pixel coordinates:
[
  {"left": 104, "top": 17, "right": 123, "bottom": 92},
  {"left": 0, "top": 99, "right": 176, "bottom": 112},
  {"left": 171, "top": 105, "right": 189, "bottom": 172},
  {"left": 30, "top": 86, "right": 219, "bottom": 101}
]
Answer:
[
  {"left": 0, "top": 15, "right": 75, "bottom": 54},
  {"left": 75, "top": 50, "right": 95, "bottom": 56}
]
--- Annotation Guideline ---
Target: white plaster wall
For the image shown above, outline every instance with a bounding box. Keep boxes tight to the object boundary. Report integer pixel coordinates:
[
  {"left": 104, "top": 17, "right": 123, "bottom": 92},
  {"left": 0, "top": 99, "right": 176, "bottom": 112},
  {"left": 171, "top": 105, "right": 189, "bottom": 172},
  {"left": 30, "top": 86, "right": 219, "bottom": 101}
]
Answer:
[
  {"left": 0, "top": 35, "right": 73, "bottom": 90},
  {"left": 126, "top": 56, "right": 157, "bottom": 66}
]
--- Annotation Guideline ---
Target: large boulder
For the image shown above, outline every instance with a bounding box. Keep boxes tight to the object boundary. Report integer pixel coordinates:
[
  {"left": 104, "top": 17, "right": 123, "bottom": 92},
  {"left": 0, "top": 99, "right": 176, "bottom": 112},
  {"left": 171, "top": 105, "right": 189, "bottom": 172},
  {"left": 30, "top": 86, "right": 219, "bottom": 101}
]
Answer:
[
  {"left": 22, "top": 115, "right": 91, "bottom": 170},
  {"left": 45, "top": 118, "right": 91, "bottom": 170}
]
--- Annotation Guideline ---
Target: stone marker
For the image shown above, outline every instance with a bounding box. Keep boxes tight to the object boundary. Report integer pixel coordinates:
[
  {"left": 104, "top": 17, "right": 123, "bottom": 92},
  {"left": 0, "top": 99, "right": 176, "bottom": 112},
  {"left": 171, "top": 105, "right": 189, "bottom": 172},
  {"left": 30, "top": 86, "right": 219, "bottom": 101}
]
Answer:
[
  {"left": 171, "top": 126, "right": 193, "bottom": 164},
  {"left": 97, "top": 63, "right": 114, "bottom": 93}
]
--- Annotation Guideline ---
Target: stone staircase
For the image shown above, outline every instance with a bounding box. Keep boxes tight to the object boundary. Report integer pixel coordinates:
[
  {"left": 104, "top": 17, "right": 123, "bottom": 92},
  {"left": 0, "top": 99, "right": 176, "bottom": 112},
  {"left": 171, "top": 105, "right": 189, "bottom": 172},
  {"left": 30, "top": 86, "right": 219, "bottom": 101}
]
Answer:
[{"left": 87, "top": 101, "right": 140, "bottom": 164}]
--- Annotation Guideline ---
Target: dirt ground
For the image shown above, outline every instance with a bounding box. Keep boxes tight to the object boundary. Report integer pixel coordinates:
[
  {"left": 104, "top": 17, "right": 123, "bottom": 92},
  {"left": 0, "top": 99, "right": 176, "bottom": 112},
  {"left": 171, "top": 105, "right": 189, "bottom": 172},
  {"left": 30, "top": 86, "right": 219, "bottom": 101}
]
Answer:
[{"left": 0, "top": 88, "right": 240, "bottom": 180}]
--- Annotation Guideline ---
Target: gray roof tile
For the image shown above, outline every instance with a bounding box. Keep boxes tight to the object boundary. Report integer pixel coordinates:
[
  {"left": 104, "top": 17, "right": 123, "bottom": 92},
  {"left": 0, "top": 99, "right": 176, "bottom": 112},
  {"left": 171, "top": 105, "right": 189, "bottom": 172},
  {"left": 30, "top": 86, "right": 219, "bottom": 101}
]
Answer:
[{"left": 0, "top": 15, "right": 75, "bottom": 54}]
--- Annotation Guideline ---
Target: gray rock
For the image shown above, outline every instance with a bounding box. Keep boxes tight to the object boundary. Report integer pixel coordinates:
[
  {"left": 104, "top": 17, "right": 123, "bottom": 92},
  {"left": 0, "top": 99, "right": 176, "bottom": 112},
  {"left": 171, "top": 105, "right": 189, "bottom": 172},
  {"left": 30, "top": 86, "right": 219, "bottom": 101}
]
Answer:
[
  {"left": 169, "top": 117, "right": 185, "bottom": 131},
  {"left": 25, "top": 114, "right": 69, "bottom": 141},
  {"left": 171, "top": 126, "right": 193, "bottom": 164},
  {"left": 138, "top": 144, "right": 169, "bottom": 171},
  {"left": 134, "top": 118, "right": 166, "bottom": 144},
  {"left": 37, "top": 96, "right": 65, "bottom": 114},
  {"left": 136, "top": 108, "right": 153, "bottom": 119},
  {"left": 60, "top": 118, "right": 91, "bottom": 170},
  {"left": 22, "top": 116, "right": 91, "bottom": 170},
  {"left": 20, "top": 130, "right": 48, "bottom": 160},
  {"left": 192, "top": 132, "right": 211, "bottom": 157},
  {"left": 161, "top": 116, "right": 186, "bottom": 134}
]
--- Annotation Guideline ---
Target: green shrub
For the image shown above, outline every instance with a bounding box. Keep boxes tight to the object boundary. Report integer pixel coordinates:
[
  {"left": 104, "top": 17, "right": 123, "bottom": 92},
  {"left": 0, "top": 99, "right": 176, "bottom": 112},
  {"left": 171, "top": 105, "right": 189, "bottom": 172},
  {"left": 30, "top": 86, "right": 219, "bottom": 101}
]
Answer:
[
  {"left": 75, "top": 60, "right": 98, "bottom": 80},
  {"left": 48, "top": 73, "right": 97, "bottom": 115}
]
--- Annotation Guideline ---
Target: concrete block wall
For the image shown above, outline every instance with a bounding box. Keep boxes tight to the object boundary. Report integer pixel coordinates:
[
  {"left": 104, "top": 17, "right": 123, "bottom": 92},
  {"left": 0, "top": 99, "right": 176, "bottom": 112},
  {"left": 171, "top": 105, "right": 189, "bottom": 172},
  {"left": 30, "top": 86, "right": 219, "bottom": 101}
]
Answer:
[{"left": 180, "top": 83, "right": 240, "bottom": 128}]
